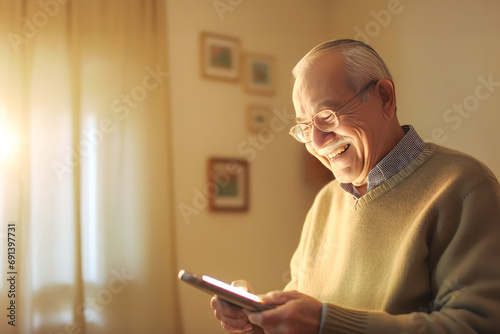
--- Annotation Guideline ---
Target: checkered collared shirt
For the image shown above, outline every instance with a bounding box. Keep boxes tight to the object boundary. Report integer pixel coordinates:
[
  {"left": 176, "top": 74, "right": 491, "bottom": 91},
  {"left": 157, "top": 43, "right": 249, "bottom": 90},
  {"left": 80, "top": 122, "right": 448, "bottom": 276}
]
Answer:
[{"left": 339, "top": 125, "right": 426, "bottom": 199}]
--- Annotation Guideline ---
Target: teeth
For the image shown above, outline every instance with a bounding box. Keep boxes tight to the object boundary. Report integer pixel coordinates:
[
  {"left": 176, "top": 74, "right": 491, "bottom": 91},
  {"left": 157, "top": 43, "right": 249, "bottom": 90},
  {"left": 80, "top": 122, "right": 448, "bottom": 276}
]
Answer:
[{"left": 327, "top": 144, "right": 349, "bottom": 160}]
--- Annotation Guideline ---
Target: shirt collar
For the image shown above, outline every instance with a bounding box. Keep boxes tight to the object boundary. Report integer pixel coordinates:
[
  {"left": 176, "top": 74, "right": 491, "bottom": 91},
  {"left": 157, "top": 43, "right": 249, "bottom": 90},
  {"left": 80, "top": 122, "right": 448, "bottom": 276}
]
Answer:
[{"left": 339, "top": 125, "right": 425, "bottom": 199}]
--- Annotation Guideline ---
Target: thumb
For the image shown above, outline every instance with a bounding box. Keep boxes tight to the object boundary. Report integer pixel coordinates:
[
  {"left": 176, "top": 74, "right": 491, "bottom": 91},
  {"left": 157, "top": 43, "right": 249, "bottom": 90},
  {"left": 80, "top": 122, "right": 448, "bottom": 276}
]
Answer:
[
  {"left": 260, "top": 290, "right": 301, "bottom": 305},
  {"left": 231, "top": 280, "right": 254, "bottom": 293},
  {"left": 245, "top": 310, "right": 264, "bottom": 326}
]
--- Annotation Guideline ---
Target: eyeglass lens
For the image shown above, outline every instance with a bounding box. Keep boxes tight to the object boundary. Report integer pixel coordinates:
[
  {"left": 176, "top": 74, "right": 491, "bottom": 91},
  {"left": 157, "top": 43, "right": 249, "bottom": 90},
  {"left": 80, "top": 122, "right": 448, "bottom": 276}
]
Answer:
[
  {"left": 292, "top": 110, "right": 339, "bottom": 143},
  {"left": 314, "top": 109, "right": 339, "bottom": 131}
]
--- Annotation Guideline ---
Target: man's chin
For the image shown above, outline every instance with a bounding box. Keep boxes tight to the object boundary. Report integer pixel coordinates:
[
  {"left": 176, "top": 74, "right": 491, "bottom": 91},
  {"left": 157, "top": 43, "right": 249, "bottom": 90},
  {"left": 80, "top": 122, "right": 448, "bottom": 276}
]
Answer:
[{"left": 330, "top": 169, "right": 353, "bottom": 184}]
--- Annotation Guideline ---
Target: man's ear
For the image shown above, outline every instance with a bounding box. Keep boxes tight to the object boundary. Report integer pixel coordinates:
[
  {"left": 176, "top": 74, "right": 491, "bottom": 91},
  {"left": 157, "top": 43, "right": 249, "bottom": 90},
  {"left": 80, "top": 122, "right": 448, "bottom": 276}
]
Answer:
[{"left": 375, "top": 78, "right": 397, "bottom": 120}]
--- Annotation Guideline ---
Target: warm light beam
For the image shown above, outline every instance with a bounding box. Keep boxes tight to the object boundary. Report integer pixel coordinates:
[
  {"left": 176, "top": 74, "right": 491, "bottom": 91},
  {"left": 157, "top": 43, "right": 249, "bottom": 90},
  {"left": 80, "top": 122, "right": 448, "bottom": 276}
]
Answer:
[{"left": 0, "top": 126, "right": 19, "bottom": 163}]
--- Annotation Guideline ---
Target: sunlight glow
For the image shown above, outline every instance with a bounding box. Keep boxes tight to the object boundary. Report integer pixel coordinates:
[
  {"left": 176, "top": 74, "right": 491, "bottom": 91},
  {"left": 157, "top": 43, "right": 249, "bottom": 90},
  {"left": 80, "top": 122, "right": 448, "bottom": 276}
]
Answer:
[
  {"left": 0, "top": 124, "right": 19, "bottom": 163},
  {"left": 82, "top": 115, "right": 99, "bottom": 283}
]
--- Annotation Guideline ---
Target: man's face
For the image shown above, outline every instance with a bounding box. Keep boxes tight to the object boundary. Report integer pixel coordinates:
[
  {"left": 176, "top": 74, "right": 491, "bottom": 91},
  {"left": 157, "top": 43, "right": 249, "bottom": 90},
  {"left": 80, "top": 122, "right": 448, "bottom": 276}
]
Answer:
[{"left": 293, "top": 52, "right": 389, "bottom": 187}]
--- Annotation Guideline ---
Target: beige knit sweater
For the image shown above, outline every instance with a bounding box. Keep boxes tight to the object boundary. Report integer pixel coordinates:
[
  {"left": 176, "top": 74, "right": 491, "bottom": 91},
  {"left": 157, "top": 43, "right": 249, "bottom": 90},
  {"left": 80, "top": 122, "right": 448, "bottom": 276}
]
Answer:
[{"left": 285, "top": 143, "right": 500, "bottom": 333}]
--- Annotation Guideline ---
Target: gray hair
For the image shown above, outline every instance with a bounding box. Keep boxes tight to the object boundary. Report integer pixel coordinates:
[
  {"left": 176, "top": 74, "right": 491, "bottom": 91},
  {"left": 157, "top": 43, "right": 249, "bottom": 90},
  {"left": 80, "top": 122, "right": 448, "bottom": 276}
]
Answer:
[{"left": 293, "top": 39, "right": 393, "bottom": 103}]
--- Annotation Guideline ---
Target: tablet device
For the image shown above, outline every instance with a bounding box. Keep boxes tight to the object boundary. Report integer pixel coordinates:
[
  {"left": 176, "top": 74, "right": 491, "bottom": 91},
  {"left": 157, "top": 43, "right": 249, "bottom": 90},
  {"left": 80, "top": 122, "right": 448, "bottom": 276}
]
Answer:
[{"left": 178, "top": 270, "right": 274, "bottom": 312}]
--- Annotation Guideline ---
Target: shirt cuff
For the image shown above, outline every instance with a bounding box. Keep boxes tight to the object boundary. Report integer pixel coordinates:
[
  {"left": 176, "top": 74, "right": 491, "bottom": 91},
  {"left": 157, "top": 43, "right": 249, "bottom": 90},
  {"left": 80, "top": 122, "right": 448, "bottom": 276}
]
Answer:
[
  {"left": 319, "top": 303, "right": 368, "bottom": 334},
  {"left": 318, "top": 303, "right": 327, "bottom": 334}
]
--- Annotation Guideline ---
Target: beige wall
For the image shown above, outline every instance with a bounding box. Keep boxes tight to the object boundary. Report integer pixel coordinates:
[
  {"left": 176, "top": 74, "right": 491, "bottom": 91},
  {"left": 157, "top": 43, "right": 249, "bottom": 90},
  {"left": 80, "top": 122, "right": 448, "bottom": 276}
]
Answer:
[
  {"left": 167, "top": 0, "right": 500, "bottom": 333},
  {"left": 166, "top": 1, "right": 331, "bottom": 333},
  {"left": 328, "top": 0, "right": 500, "bottom": 177}
]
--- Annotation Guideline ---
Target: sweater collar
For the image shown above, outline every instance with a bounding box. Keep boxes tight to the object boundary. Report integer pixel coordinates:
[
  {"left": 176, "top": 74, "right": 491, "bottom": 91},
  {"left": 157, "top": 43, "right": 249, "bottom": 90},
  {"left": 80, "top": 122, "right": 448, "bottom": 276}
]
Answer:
[{"left": 339, "top": 125, "right": 425, "bottom": 199}]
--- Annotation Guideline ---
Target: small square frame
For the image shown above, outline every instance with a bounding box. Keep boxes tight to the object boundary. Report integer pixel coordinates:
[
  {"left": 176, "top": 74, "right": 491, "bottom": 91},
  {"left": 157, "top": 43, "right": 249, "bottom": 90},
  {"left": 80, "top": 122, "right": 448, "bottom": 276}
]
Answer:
[
  {"left": 246, "top": 104, "right": 273, "bottom": 133},
  {"left": 200, "top": 32, "right": 241, "bottom": 82},
  {"left": 242, "top": 53, "right": 276, "bottom": 95},
  {"left": 207, "top": 158, "right": 249, "bottom": 212}
]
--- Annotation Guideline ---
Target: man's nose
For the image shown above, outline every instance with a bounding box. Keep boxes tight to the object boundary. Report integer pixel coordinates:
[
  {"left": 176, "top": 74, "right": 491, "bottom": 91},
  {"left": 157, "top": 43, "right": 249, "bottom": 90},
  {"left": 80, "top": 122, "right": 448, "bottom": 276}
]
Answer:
[{"left": 311, "top": 124, "right": 336, "bottom": 150}]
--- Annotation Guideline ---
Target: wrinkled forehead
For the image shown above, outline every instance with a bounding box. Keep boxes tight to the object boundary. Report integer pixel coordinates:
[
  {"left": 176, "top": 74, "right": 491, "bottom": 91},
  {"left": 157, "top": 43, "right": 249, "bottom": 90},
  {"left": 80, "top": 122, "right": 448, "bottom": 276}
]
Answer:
[{"left": 292, "top": 52, "right": 349, "bottom": 120}]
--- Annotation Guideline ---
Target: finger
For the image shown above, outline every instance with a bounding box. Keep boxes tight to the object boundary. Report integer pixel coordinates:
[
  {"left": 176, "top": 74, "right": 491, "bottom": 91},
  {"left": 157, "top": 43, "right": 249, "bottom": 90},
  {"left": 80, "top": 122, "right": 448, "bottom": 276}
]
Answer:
[
  {"left": 214, "top": 308, "right": 251, "bottom": 330},
  {"left": 211, "top": 296, "right": 245, "bottom": 318},
  {"left": 259, "top": 290, "right": 302, "bottom": 305},
  {"left": 242, "top": 291, "right": 302, "bottom": 327},
  {"left": 232, "top": 280, "right": 254, "bottom": 293},
  {"left": 244, "top": 308, "right": 288, "bottom": 331},
  {"left": 212, "top": 297, "right": 251, "bottom": 329},
  {"left": 244, "top": 310, "right": 265, "bottom": 327},
  {"left": 245, "top": 292, "right": 323, "bottom": 333},
  {"left": 220, "top": 321, "right": 254, "bottom": 333}
]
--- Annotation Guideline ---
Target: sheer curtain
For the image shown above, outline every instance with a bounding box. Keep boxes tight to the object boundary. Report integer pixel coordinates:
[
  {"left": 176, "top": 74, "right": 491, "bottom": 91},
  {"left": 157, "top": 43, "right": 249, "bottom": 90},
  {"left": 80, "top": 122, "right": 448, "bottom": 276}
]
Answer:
[{"left": 0, "top": 1, "right": 181, "bottom": 333}]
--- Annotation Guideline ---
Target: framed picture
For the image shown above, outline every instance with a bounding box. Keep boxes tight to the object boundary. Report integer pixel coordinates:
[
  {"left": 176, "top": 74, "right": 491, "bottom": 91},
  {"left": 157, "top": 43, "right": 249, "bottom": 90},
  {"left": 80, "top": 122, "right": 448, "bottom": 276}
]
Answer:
[
  {"left": 207, "top": 158, "right": 249, "bottom": 212},
  {"left": 200, "top": 32, "right": 241, "bottom": 82},
  {"left": 242, "top": 53, "right": 276, "bottom": 95},
  {"left": 246, "top": 104, "right": 273, "bottom": 133}
]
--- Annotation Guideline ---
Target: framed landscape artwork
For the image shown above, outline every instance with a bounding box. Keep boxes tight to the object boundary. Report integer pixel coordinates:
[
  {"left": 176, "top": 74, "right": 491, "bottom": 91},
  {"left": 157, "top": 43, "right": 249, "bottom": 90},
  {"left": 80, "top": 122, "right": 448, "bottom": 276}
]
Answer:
[
  {"left": 207, "top": 158, "right": 249, "bottom": 212},
  {"left": 200, "top": 32, "right": 241, "bottom": 82},
  {"left": 243, "top": 53, "right": 276, "bottom": 95},
  {"left": 246, "top": 104, "right": 273, "bottom": 133}
]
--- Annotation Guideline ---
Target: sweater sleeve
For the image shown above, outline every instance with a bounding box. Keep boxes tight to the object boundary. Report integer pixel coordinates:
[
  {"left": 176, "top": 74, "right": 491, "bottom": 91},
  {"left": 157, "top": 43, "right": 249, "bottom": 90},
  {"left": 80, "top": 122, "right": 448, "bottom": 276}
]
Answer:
[
  {"left": 283, "top": 181, "right": 334, "bottom": 292},
  {"left": 284, "top": 203, "right": 315, "bottom": 292},
  {"left": 320, "top": 175, "right": 500, "bottom": 334}
]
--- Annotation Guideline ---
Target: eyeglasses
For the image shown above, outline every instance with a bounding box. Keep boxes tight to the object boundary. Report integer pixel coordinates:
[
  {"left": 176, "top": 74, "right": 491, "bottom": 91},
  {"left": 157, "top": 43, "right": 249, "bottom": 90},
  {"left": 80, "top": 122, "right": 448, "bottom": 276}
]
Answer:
[{"left": 289, "top": 81, "right": 375, "bottom": 143}]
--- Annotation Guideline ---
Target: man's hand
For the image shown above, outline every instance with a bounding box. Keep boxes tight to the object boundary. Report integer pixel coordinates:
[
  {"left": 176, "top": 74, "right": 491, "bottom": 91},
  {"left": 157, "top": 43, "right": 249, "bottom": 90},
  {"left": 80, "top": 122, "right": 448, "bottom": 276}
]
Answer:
[
  {"left": 244, "top": 290, "right": 322, "bottom": 334},
  {"left": 211, "top": 280, "right": 258, "bottom": 333}
]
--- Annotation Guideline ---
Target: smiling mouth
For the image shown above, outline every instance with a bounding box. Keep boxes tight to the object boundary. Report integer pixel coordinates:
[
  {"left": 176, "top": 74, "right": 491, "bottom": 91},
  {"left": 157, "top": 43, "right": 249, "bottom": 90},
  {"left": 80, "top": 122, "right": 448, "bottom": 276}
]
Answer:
[{"left": 326, "top": 144, "right": 350, "bottom": 160}]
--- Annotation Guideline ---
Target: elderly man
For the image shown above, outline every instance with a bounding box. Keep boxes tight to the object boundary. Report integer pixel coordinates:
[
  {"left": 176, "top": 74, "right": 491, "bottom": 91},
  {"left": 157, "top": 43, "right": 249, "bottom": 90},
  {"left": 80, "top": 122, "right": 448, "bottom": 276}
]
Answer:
[{"left": 211, "top": 39, "right": 500, "bottom": 333}]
